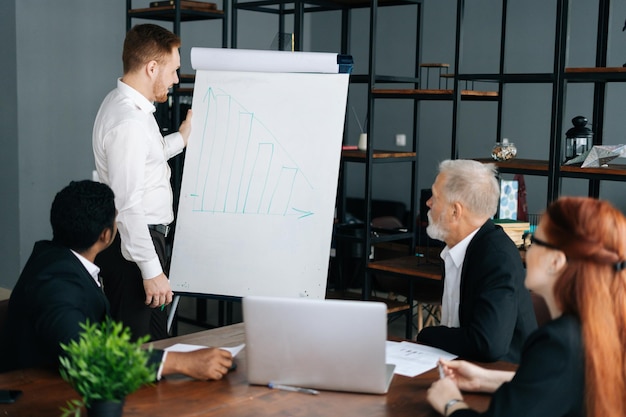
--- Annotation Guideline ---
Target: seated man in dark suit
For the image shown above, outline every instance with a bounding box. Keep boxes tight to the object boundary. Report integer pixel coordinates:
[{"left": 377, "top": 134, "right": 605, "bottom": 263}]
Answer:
[
  {"left": 416, "top": 159, "right": 537, "bottom": 363},
  {"left": 0, "top": 180, "right": 232, "bottom": 380}
]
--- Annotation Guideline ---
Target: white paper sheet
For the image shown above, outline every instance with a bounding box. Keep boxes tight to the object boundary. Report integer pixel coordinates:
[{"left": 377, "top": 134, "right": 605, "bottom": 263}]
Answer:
[
  {"left": 386, "top": 341, "right": 457, "bottom": 377},
  {"left": 191, "top": 47, "right": 340, "bottom": 73},
  {"left": 165, "top": 343, "right": 245, "bottom": 358}
]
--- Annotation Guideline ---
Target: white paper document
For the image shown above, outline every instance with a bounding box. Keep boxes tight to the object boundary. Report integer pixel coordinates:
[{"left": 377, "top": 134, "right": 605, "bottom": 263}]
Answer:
[
  {"left": 386, "top": 341, "right": 457, "bottom": 377},
  {"left": 165, "top": 343, "right": 245, "bottom": 358}
]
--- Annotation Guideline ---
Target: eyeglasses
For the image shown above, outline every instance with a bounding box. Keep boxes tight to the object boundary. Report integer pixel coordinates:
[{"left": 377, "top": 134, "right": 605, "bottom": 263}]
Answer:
[{"left": 529, "top": 234, "right": 560, "bottom": 250}]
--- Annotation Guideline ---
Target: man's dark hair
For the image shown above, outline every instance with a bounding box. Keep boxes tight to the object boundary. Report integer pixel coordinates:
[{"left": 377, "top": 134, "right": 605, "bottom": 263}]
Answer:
[
  {"left": 122, "top": 23, "right": 181, "bottom": 74},
  {"left": 50, "top": 180, "right": 116, "bottom": 252}
]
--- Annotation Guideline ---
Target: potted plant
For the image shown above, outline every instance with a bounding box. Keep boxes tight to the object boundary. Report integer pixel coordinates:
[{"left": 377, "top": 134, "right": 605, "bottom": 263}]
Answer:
[{"left": 59, "top": 318, "right": 157, "bottom": 417}]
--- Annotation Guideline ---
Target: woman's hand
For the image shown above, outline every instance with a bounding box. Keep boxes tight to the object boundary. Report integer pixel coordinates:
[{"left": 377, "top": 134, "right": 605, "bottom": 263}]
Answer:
[
  {"left": 439, "top": 358, "right": 515, "bottom": 394},
  {"left": 439, "top": 359, "right": 486, "bottom": 392},
  {"left": 427, "top": 377, "right": 465, "bottom": 416}
]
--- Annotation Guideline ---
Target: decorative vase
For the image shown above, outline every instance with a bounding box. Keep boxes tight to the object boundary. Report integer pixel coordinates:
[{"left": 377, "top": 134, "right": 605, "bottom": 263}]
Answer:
[
  {"left": 87, "top": 399, "right": 125, "bottom": 417},
  {"left": 491, "top": 138, "right": 517, "bottom": 161}
]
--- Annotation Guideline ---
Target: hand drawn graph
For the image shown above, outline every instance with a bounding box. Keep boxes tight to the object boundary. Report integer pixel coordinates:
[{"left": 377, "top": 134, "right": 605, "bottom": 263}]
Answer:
[
  {"left": 170, "top": 69, "right": 349, "bottom": 299},
  {"left": 189, "top": 86, "right": 314, "bottom": 219}
]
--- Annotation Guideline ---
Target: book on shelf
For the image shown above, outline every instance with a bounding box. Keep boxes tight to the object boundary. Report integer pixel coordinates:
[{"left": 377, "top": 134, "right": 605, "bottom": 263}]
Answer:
[
  {"left": 150, "top": 0, "right": 217, "bottom": 10},
  {"left": 494, "top": 219, "right": 530, "bottom": 248}
]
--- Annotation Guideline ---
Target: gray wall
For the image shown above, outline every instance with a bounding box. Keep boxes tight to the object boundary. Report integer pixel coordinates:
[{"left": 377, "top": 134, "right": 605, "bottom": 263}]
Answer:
[
  {"left": 0, "top": 0, "right": 19, "bottom": 290},
  {"left": 1, "top": 0, "right": 128, "bottom": 289},
  {"left": 2, "top": 0, "right": 626, "bottom": 289}
]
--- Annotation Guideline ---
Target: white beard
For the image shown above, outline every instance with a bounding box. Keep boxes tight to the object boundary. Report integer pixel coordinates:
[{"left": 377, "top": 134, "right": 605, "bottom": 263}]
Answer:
[{"left": 426, "top": 210, "right": 447, "bottom": 242}]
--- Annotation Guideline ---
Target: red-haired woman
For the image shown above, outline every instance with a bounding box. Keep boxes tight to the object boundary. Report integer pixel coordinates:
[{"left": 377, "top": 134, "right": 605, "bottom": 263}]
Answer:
[{"left": 427, "top": 196, "right": 626, "bottom": 417}]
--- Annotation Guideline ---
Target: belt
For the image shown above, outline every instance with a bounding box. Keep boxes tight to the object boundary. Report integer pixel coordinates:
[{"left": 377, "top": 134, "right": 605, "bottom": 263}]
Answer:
[{"left": 148, "top": 224, "right": 171, "bottom": 238}]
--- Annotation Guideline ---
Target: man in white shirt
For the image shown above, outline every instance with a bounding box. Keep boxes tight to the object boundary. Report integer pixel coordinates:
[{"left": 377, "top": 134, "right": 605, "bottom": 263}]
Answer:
[
  {"left": 416, "top": 159, "right": 537, "bottom": 363},
  {"left": 93, "top": 24, "right": 192, "bottom": 340}
]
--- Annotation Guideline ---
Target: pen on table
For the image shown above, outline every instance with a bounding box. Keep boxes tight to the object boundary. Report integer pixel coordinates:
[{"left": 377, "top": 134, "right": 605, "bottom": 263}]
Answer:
[
  {"left": 438, "top": 362, "right": 445, "bottom": 379},
  {"left": 268, "top": 382, "right": 319, "bottom": 395}
]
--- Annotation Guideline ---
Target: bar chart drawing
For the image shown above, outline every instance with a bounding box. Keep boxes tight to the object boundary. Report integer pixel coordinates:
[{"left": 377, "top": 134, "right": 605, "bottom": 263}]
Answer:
[
  {"left": 187, "top": 87, "right": 313, "bottom": 219},
  {"left": 170, "top": 62, "right": 349, "bottom": 299}
]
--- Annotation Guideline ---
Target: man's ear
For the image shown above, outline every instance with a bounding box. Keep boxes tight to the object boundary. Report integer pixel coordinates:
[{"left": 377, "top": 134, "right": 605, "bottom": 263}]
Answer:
[
  {"left": 99, "top": 227, "right": 114, "bottom": 247},
  {"left": 451, "top": 201, "right": 463, "bottom": 220},
  {"left": 146, "top": 60, "right": 159, "bottom": 80}
]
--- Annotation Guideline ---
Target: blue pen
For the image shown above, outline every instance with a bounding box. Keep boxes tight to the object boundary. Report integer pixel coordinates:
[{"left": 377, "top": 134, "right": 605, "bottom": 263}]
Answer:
[{"left": 268, "top": 382, "right": 319, "bottom": 395}]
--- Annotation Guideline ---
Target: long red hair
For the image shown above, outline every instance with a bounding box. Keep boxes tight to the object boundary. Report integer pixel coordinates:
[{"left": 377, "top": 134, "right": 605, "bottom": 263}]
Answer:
[{"left": 543, "top": 196, "right": 626, "bottom": 417}]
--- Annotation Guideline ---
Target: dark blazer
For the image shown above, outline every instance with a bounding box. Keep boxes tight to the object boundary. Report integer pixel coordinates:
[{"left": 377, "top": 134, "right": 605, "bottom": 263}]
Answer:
[
  {"left": 452, "top": 315, "right": 584, "bottom": 417},
  {"left": 0, "top": 240, "right": 163, "bottom": 373},
  {"left": 417, "top": 220, "right": 537, "bottom": 363}
]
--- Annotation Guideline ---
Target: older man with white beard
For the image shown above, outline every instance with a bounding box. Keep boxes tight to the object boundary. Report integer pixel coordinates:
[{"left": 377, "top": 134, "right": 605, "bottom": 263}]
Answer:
[{"left": 415, "top": 159, "right": 537, "bottom": 363}]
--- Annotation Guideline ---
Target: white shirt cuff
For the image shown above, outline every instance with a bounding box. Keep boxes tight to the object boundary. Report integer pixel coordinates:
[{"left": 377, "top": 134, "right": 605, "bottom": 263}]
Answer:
[
  {"left": 138, "top": 257, "right": 164, "bottom": 280},
  {"left": 156, "top": 350, "right": 168, "bottom": 380}
]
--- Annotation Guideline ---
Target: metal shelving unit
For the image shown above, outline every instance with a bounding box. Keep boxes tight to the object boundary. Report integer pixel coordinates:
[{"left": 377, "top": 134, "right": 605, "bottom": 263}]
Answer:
[{"left": 452, "top": 0, "right": 626, "bottom": 203}]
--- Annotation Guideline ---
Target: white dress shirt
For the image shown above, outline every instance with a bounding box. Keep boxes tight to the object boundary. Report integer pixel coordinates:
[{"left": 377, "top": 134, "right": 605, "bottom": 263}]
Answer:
[
  {"left": 71, "top": 250, "right": 101, "bottom": 288},
  {"left": 439, "top": 228, "right": 480, "bottom": 327},
  {"left": 93, "top": 79, "right": 185, "bottom": 280}
]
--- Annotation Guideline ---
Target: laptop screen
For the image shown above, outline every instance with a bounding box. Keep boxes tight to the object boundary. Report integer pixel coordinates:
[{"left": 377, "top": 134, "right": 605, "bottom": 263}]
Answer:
[{"left": 243, "top": 296, "right": 395, "bottom": 394}]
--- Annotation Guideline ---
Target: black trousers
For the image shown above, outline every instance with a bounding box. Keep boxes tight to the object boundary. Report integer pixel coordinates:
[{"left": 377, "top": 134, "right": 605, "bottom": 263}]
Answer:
[{"left": 95, "top": 229, "right": 170, "bottom": 341}]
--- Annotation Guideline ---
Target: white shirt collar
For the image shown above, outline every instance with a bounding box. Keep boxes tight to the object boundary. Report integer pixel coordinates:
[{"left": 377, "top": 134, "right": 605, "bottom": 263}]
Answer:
[
  {"left": 70, "top": 250, "right": 101, "bottom": 287},
  {"left": 444, "top": 227, "right": 481, "bottom": 269},
  {"left": 117, "top": 78, "right": 156, "bottom": 115}
]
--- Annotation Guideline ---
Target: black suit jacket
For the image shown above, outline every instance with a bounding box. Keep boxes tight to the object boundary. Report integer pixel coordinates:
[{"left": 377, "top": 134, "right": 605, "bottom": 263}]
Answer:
[
  {"left": 0, "top": 240, "right": 163, "bottom": 373},
  {"left": 452, "top": 315, "right": 584, "bottom": 417},
  {"left": 417, "top": 220, "right": 537, "bottom": 363}
]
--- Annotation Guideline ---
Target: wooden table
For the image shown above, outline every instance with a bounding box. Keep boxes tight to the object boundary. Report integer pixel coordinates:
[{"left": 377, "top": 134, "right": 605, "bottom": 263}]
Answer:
[
  {"left": 367, "top": 255, "right": 444, "bottom": 339},
  {"left": 368, "top": 256, "right": 443, "bottom": 280},
  {"left": 0, "top": 323, "right": 511, "bottom": 417}
]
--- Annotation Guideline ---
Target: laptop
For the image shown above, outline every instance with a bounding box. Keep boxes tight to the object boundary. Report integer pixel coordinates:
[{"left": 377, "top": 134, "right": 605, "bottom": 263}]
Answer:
[{"left": 243, "top": 295, "right": 395, "bottom": 394}]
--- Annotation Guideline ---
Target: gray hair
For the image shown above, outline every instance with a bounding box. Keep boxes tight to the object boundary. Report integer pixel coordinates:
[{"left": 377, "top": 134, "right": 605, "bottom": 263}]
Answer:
[{"left": 438, "top": 159, "right": 500, "bottom": 218}]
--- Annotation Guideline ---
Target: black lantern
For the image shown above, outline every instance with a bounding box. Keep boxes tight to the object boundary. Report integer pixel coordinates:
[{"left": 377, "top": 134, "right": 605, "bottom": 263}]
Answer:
[{"left": 564, "top": 116, "right": 593, "bottom": 162}]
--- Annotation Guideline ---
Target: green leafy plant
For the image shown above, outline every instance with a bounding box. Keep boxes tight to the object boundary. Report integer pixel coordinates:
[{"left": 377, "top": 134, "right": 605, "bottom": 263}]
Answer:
[{"left": 59, "top": 318, "right": 157, "bottom": 416}]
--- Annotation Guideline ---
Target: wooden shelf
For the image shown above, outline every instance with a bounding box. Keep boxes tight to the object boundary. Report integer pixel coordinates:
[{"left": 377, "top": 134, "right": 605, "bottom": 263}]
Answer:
[
  {"left": 180, "top": 74, "right": 196, "bottom": 83},
  {"left": 475, "top": 158, "right": 549, "bottom": 175},
  {"left": 474, "top": 158, "right": 626, "bottom": 181},
  {"left": 341, "top": 149, "right": 416, "bottom": 160},
  {"left": 321, "top": 0, "right": 421, "bottom": 6},
  {"left": 367, "top": 256, "right": 442, "bottom": 281},
  {"left": 128, "top": 6, "right": 224, "bottom": 21},
  {"left": 419, "top": 63, "right": 450, "bottom": 68},
  {"left": 174, "top": 87, "right": 194, "bottom": 95},
  {"left": 565, "top": 67, "right": 626, "bottom": 82},
  {"left": 566, "top": 67, "right": 626, "bottom": 73},
  {"left": 234, "top": 0, "right": 420, "bottom": 13},
  {"left": 560, "top": 162, "right": 626, "bottom": 180},
  {"left": 372, "top": 88, "right": 498, "bottom": 101}
]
